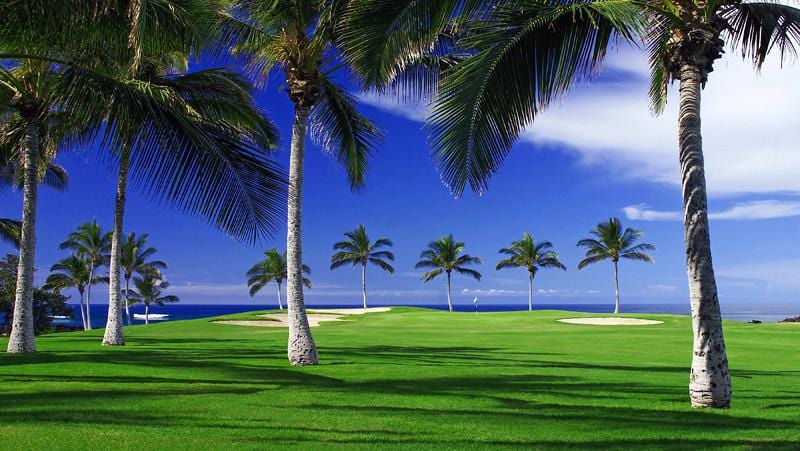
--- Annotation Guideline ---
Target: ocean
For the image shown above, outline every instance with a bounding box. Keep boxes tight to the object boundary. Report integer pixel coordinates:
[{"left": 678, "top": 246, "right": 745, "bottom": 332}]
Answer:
[{"left": 33, "top": 301, "right": 800, "bottom": 329}]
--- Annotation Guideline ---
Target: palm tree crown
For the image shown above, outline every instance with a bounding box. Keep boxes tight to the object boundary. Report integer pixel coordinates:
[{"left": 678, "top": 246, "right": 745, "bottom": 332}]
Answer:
[
  {"left": 330, "top": 225, "right": 394, "bottom": 308},
  {"left": 496, "top": 232, "right": 566, "bottom": 311},
  {"left": 60, "top": 219, "right": 112, "bottom": 268},
  {"left": 120, "top": 233, "right": 166, "bottom": 282},
  {"left": 247, "top": 249, "right": 311, "bottom": 310},
  {"left": 576, "top": 218, "right": 655, "bottom": 269},
  {"left": 416, "top": 234, "right": 481, "bottom": 312}
]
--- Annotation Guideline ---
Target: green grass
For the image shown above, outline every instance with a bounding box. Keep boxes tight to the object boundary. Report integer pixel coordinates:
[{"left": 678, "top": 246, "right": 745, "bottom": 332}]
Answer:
[{"left": 1, "top": 308, "right": 799, "bottom": 449}]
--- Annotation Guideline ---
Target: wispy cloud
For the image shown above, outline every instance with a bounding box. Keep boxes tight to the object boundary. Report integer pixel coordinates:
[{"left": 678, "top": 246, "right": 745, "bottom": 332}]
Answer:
[
  {"left": 717, "top": 259, "right": 800, "bottom": 293},
  {"left": 623, "top": 200, "right": 800, "bottom": 221},
  {"left": 461, "top": 288, "right": 527, "bottom": 297}
]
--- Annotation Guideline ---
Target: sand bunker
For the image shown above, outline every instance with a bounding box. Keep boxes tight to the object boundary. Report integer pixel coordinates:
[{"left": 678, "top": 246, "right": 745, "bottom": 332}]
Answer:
[
  {"left": 558, "top": 317, "right": 663, "bottom": 326},
  {"left": 215, "top": 307, "right": 391, "bottom": 328}
]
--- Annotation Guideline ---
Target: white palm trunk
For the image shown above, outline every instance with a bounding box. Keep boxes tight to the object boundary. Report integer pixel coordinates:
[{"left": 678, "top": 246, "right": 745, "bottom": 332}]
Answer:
[
  {"left": 528, "top": 272, "right": 534, "bottom": 312},
  {"left": 679, "top": 65, "right": 731, "bottom": 408},
  {"left": 103, "top": 148, "right": 130, "bottom": 346},
  {"left": 85, "top": 263, "right": 94, "bottom": 330},
  {"left": 7, "top": 120, "right": 40, "bottom": 353},
  {"left": 286, "top": 105, "right": 318, "bottom": 365},
  {"left": 276, "top": 281, "right": 283, "bottom": 310},
  {"left": 613, "top": 260, "right": 620, "bottom": 315},
  {"left": 144, "top": 303, "right": 149, "bottom": 325},
  {"left": 361, "top": 263, "right": 367, "bottom": 309},
  {"left": 124, "top": 277, "right": 132, "bottom": 325},
  {"left": 446, "top": 271, "right": 453, "bottom": 312},
  {"left": 78, "top": 288, "right": 87, "bottom": 330}
]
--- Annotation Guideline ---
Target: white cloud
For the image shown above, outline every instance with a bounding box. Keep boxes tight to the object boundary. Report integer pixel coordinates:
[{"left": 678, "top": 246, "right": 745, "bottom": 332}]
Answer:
[
  {"left": 361, "top": 48, "right": 800, "bottom": 196},
  {"left": 623, "top": 200, "right": 800, "bottom": 221},
  {"left": 461, "top": 288, "right": 527, "bottom": 296},
  {"left": 717, "top": 259, "right": 800, "bottom": 293}
]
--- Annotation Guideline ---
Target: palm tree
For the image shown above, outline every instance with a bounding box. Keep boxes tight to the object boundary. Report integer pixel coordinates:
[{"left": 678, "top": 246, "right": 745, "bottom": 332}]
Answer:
[
  {"left": 330, "top": 225, "right": 394, "bottom": 309},
  {"left": 43, "top": 255, "right": 92, "bottom": 330},
  {"left": 415, "top": 234, "right": 481, "bottom": 312},
  {"left": 347, "top": 0, "right": 800, "bottom": 409},
  {"left": 1, "top": 2, "right": 287, "bottom": 352},
  {"left": 126, "top": 275, "right": 179, "bottom": 325},
  {"left": 576, "top": 218, "right": 655, "bottom": 315},
  {"left": 496, "top": 233, "right": 566, "bottom": 312},
  {"left": 247, "top": 249, "right": 311, "bottom": 310},
  {"left": 119, "top": 233, "right": 166, "bottom": 325},
  {"left": 59, "top": 220, "right": 111, "bottom": 330},
  {"left": 220, "top": 1, "right": 385, "bottom": 365}
]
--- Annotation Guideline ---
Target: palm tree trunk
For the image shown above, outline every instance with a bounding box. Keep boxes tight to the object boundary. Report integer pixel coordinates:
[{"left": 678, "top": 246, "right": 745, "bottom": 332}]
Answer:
[
  {"left": 124, "top": 276, "right": 132, "bottom": 325},
  {"left": 7, "top": 120, "right": 40, "bottom": 353},
  {"left": 86, "top": 263, "right": 94, "bottom": 330},
  {"left": 103, "top": 147, "right": 130, "bottom": 346},
  {"left": 276, "top": 281, "right": 283, "bottom": 310},
  {"left": 613, "top": 260, "right": 620, "bottom": 315},
  {"left": 361, "top": 263, "right": 367, "bottom": 309},
  {"left": 528, "top": 273, "right": 533, "bottom": 312},
  {"left": 144, "top": 303, "right": 149, "bottom": 325},
  {"left": 78, "top": 287, "right": 87, "bottom": 330},
  {"left": 286, "top": 105, "right": 318, "bottom": 365},
  {"left": 446, "top": 272, "right": 453, "bottom": 312},
  {"left": 679, "top": 64, "right": 731, "bottom": 408}
]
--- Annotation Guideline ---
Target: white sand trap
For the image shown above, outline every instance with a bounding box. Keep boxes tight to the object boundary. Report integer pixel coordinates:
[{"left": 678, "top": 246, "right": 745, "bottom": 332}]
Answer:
[
  {"left": 215, "top": 307, "right": 391, "bottom": 328},
  {"left": 558, "top": 317, "right": 663, "bottom": 326}
]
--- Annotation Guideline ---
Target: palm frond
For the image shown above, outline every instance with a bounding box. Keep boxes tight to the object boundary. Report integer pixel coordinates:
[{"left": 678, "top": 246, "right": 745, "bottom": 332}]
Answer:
[
  {"left": 421, "top": 267, "right": 443, "bottom": 282},
  {"left": 453, "top": 266, "right": 481, "bottom": 280},
  {"left": 724, "top": 2, "right": 800, "bottom": 68}
]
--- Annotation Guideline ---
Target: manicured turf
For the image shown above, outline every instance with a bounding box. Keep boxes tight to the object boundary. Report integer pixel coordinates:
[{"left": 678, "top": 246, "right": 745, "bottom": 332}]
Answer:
[{"left": 1, "top": 308, "right": 799, "bottom": 449}]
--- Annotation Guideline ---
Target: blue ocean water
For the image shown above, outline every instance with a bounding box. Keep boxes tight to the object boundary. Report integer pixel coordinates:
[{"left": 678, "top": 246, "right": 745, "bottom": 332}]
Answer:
[{"left": 36, "top": 301, "right": 799, "bottom": 329}]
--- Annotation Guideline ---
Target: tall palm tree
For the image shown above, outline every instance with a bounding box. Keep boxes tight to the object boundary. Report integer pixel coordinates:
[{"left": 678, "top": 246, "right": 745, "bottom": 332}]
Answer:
[
  {"left": 1, "top": 2, "right": 287, "bottom": 352},
  {"left": 43, "top": 255, "right": 93, "bottom": 330},
  {"left": 126, "top": 275, "right": 179, "bottom": 325},
  {"left": 330, "top": 225, "right": 394, "bottom": 309},
  {"left": 496, "top": 232, "right": 566, "bottom": 312},
  {"left": 576, "top": 218, "right": 655, "bottom": 315},
  {"left": 59, "top": 220, "right": 111, "bottom": 330},
  {"left": 220, "top": 1, "right": 385, "bottom": 365},
  {"left": 415, "top": 234, "right": 481, "bottom": 312},
  {"left": 247, "top": 249, "right": 311, "bottom": 310},
  {"left": 347, "top": 0, "right": 800, "bottom": 409},
  {"left": 119, "top": 233, "right": 166, "bottom": 325}
]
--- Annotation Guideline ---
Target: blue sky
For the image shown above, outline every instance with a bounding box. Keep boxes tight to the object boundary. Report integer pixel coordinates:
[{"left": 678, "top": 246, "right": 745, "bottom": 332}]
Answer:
[{"left": 2, "top": 47, "right": 799, "bottom": 308}]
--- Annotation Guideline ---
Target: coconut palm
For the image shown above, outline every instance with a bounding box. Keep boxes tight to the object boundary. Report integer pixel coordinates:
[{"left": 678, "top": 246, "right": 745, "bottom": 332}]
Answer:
[
  {"left": 119, "top": 233, "right": 166, "bottom": 325},
  {"left": 415, "top": 234, "right": 481, "bottom": 312},
  {"left": 43, "top": 255, "right": 93, "bottom": 330},
  {"left": 577, "top": 218, "right": 655, "bottom": 315},
  {"left": 1, "top": 2, "right": 286, "bottom": 352},
  {"left": 348, "top": 0, "right": 800, "bottom": 409},
  {"left": 247, "top": 249, "right": 311, "bottom": 310},
  {"left": 59, "top": 220, "right": 112, "bottom": 330},
  {"left": 219, "top": 1, "right": 385, "bottom": 365},
  {"left": 126, "top": 275, "right": 179, "bottom": 325},
  {"left": 330, "top": 225, "right": 394, "bottom": 309},
  {"left": 496, "top": 233, "right": 566, "bottom": 312}
]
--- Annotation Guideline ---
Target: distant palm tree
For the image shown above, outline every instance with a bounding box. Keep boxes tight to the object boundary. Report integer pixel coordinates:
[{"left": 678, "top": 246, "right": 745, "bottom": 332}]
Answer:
[
  {"left": 247, "top": 249, "right": 311, "bottom": 310},
  {"left": 43, "top": 255, "right": 96, "bottom": 330},
  {"left": 127, "top": 275, "right": 180, "bottom": 326},
  {"left": 416, "top": 235, "right": 481, "bottom": 312},
  {"left": 120, "top": 233, "right": 166, "bottom": 326},
  {"left": 577, "top": 218, "right": 655, "bottom": 315},
  {"left": 330, "top": 225, "right": 394, "bottom": 309},
  {"left": 59, "top": 220, "right": 111, "bottom": 329},
  {"left": 496, "top": 233, "right": 566, "bottom": 312}
]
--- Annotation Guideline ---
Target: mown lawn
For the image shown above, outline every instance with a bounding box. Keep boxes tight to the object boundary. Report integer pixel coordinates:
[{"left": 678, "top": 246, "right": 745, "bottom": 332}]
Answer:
[{"left": 1, "top": 308, "right": 799, "bottom": 449}]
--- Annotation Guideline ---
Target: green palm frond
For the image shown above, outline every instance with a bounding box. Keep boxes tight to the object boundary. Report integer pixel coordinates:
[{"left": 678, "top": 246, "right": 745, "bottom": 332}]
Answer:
[
  {"left": 723, "top": 2, "right": 800, "bottom": 68},
  {"left": 428, "top": 0, "right": 644, "bottom": 195},
  {"left": 247, "top": 248, "right": 311, "bottom": 296},
  {"left": 310, "top": 79, "right": 383, "bottom": 189},
  {"left": 577, "top": 217, "right": 655, "bottom": 269},
  {"left": 330, "top": 225, "right": 394, "bottom": 273},
  {"left": 0, "top": 218, "right": 20, "bottom": 247},
  {"left": 416, "top": 233, "right": 481, "bottom": 282}
]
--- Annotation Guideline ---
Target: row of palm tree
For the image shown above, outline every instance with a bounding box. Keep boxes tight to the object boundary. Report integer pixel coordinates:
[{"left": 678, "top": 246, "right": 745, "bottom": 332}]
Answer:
[
  {"left": 43, "top": 222, "right": 166, "bottom": 329},
  {"left": 2, "top": 1, "right": 286, "bottom": 353},
  {"left": 249, "top": 219, "right": 654, "bottom": 314}
]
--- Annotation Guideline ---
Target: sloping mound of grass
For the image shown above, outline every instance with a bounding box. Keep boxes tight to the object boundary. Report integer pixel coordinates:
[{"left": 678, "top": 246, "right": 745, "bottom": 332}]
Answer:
[{"left": 1, "top": 308, "right": 798, "bottom": 448}]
